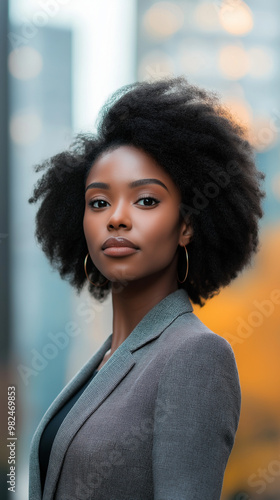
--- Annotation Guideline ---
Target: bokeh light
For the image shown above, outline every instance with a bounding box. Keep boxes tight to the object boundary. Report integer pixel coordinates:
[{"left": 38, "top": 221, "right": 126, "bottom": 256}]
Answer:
[
  {"left": 249, "top": 116, "right": 279, "bottom": 152},
  {"left": 219, "top": 45, "right": 250, "bottom": 80},
  {"left": 194, "top": 1, "right": 220, "bottom": 31},
  {"left": 223, "top": 96, "right": 253, "bottom": 131},
  {"left": 143, "top": 1, "right": 184, "bottom": 39},
  {"left": 219, "top": 0, "right": 253, "bottom": 36},
  {"left": 10, "top": 112, "right": 43, "bottom": 145},
  {"left": 8, "top": 46, "right": 43, "bottom": 80}
]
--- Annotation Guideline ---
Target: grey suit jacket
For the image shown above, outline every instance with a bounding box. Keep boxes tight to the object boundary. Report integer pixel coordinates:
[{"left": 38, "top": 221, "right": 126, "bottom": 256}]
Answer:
[{"left": 29, "top": 289, "right": 241, "bottom": 500}]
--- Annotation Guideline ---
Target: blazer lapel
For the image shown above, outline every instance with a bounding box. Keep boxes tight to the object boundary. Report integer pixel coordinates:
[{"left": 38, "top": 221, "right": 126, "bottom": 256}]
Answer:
[
  {"left": 42, "top": 348, "right": 136, "bottom": 499},
  {"left": 38, "top": 288, "right": 193, "bottom": 499},
  {"left": 29, "top": 334, "right": 112, "bottom": 500}
]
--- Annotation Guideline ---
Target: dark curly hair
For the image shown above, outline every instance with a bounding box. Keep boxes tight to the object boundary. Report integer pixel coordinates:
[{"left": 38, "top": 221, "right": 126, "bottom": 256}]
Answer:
[{"left": 29, "top": 76, "right": 265, "bottom": 306}]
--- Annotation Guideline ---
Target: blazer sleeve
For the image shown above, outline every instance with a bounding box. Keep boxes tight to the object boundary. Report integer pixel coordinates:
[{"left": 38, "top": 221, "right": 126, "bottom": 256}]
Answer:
[{"left": 152, "top": 332, "right": 241, "bottom": 500}]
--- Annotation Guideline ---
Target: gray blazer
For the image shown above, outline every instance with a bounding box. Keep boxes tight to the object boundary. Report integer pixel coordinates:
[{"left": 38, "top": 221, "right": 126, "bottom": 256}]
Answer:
[{"left": 29, "top": 289, "right": 241, "bottom": 500}]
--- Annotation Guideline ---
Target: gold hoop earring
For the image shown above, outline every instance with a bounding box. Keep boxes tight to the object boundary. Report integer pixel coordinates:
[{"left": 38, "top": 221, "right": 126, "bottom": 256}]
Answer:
[
  {"left": 177, "top": 245, "right": 189, "bottom": 284},
  {"left": 84, "top": 253, "right": 109, "bottom": 287}
]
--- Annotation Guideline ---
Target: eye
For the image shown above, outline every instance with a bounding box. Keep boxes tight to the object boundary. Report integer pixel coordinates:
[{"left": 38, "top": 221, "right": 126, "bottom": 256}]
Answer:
[
  {"left": 88, "top": 199, "right": 109, "bottom": 209},
  {"left": 137, "top": 196, "right": 160, "bottom": 207},
  {"left": 88, "top": 196, "right": 160, "bottom": 210}
]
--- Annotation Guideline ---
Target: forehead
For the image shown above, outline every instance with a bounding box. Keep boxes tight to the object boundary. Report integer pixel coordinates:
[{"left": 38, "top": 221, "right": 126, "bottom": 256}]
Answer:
[{"left": 86, "top": 145, "right": 175, "bottom": 187}]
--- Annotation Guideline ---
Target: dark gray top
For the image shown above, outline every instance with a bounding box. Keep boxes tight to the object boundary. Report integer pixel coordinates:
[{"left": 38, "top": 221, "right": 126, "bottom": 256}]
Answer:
[{"left": 39, "top": 368, "right": 99, "bottom": 492}]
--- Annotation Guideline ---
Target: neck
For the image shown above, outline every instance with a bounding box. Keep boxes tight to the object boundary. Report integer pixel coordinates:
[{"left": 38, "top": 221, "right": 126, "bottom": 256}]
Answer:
[{"left": 109, "top": 270, "right": 179, "bottom": 354}]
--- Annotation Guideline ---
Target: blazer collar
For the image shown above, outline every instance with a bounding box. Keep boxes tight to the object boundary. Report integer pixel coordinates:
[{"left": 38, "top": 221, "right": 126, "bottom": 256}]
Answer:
[
  {"left": 118, "top": 287, "right": 193, "bottom": 353},
  {"left": 36, "top": 288, "right": 192, "bottom": 499}
]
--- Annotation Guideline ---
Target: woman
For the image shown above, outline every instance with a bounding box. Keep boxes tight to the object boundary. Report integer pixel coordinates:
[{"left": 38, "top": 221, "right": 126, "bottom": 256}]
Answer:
[{"left": 28, "top": 76, "right": 264, "bottom": 500}]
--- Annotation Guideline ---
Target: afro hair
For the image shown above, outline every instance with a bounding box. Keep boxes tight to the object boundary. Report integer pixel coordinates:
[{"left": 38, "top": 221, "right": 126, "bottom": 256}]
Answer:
[{"left": 29, "top": 76, "right": 265, "bottom": 305}]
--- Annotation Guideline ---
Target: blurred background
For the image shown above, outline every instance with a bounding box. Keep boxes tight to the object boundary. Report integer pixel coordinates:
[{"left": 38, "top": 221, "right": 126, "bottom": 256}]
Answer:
[{"left": 1, "top": 0, "right": 280, "bottom": 499}]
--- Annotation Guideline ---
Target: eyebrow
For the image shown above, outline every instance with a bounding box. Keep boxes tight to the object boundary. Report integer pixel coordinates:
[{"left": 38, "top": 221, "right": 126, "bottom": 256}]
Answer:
[{"left": 85, "top": 178, "right": 169, "bottom": 193}]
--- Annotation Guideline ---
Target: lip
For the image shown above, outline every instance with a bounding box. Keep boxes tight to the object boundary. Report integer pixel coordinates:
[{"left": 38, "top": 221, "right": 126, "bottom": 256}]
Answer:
[
  {"left": 103, "top": 247, "right": 139, "bottom": 256},
  {"left": 102, "top": 237, "right": 139, "bottom": 250}
]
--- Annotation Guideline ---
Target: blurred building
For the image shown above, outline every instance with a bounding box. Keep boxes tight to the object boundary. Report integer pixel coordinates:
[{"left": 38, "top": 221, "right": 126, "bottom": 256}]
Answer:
[{"left": 8, "top": 23, "right": 72, "bottom": 497}]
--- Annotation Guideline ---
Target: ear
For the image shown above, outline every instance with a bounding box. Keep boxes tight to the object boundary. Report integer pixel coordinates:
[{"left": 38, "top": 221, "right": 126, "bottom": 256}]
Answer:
[{"left": 178, "top": 218, "right": 193, "bottom": 247}]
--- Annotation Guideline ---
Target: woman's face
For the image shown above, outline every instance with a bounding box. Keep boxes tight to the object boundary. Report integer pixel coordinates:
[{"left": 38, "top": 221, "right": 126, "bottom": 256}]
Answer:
[{"left": 83, "top": 145, "right": 190, "bottom": 286}]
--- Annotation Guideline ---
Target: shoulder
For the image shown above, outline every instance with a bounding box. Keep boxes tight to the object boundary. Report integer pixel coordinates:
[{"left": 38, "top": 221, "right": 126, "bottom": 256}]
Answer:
[
  {"left": 158, "top": 311, "right": 241, "bottom": 405},
  {"left": 154, "top": 313, "right": 241, "bottom": 438},
  {"left": 163, "top": 310, "right": 237, "bottom": 365}
]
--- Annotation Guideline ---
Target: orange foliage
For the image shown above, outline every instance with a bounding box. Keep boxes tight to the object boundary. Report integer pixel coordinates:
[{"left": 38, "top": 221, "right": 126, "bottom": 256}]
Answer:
[{"left": 193, "top": 225, "right": 280, "bottom": 499}]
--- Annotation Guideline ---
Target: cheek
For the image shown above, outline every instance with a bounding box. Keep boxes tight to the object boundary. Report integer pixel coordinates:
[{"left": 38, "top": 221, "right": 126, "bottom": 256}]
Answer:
[{"left": 143, "top": 212, "right": 180, "bottom": 249}]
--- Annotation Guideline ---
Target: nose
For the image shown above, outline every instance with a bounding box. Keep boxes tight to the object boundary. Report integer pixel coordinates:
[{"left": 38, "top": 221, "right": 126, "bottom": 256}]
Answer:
[{"left": 107, "top": 200, "right": 132, "bottom": 230}]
